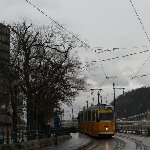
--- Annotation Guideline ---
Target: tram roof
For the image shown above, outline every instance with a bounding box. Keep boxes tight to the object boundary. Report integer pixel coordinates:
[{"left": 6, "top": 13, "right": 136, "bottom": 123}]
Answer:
[{"left": 79, "top": 104, "right": 114, "bottom": 113}]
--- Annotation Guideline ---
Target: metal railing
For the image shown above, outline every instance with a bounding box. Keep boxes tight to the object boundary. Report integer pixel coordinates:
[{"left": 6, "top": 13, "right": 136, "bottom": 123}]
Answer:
[
  {"left": 0, "top": 125, "right": 77, "bottom": 145},
  {"left": 116, "top": 120, "right": 150, "bottom": 136}
]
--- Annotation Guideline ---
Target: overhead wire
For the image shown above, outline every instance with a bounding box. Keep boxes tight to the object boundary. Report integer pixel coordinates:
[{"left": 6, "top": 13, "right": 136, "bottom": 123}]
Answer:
[
  {"left": 100, "top": 49, "right": 149, "bottom": 62},
  {"left": 131, "top": 56, "right": 150, "bottom": 79},
  {"left": 96, "top": 48, "right": 119, "bottom": 53},
  {"left": 132, "top": 73, "right": 150, "bottom": 79},
  {"left": 94, "top": 1, "right": 150, "bottom": 80},
  {"left": 99, "top": 78, "right": 107, "bottom": 87},
  {"left": 132, "top": 54, "right": 150, "bottom": 79},
  {"left": 129, "top": 0, "right": 150, "bottom": 43},
  {"left": 129, "top": 0, "right": 150, "bottom": 79},
  {"left": 24, "top": 0, "right": 118, "bottom": 83},
  {"left": 23, "top": 0, "right": 150, "bottom": 107},
  {"left": 93, "top": 46, "right": 120, "bottom": 80},
  {"left": 97, "top": 55, "right": 108, "bottom": 79},
  {"left": 94, "top": 45, "right": 149, "bottom": 54},
  {"left": 24, "top": 0, "right": 91, "bottom": 49},
  {"left": 24, "top": 0, "right": 108, "bottom": 79}
]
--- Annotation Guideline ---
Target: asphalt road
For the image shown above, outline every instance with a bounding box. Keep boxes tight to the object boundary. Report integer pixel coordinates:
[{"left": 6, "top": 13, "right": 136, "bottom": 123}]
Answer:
[
  {"left": 40, "top": 132, "right": 150, "bottom": 150},
  {"left": 39, "top": 133, "right": 116, "bottom": 150}
]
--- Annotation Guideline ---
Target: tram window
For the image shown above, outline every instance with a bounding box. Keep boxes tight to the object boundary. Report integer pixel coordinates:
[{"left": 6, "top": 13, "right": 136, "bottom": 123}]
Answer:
[
  {"left": 88, "top": 111, "right": 91, "bottom": 121},
  {"left": 96, "top": 111, "right": 99, "bottom": 122},
  {"left": 99, "top": 113, "right": 113, "bottom": 121},
  {"left": 82, "top": 113, "right": 84, "bottom": 121},
  {"left": 92, "top": 110, "right": 95, "bottom": 121},
  {"left": 80, "top": 113, "right": 83, "bottom": 121},
  {"left": 78, "top": 115, "right": 80, "bottom": 122},
  {"left": 84, "top": 111, "right": 87, "bottom": 121}
]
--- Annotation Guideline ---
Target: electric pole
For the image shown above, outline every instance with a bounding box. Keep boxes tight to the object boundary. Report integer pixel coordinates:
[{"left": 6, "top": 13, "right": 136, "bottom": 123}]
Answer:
[
  {"left": 72, "top": 108, "right": 73, "bottom": 120},
  {"left": 100, "top": 95, "right": 103, "bottom": 104},
  {"left": 90, "top": 89, "right": 102, "bottom": 105},
  {"left": 86, "top": 101, "right": 88, "bottom": 108},
  {"left": 98, "top": 91, "right": 100, "bottom": 105},
  {"left": 113, "top": 82, "right": 125, "bottom": 131}
]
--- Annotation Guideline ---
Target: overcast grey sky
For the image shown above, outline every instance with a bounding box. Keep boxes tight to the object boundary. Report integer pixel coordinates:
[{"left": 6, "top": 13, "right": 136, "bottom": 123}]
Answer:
[{"left": 1, "top": 0, "right": 150, "bottom": 118}]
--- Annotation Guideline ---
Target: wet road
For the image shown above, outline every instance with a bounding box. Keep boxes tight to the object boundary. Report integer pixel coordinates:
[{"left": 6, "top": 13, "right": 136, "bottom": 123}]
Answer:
[
  {"left": 40, "top": 133, "right": 150, "bottom": 150},
  {"left": 40, "top": 133, "right": 91, "bottom": 150},
  {"left": 85, "top": 138, "right": 116, "bottom": 150},
  {"left": 40, "top": 133, "right": 116, "bottom": 150}
]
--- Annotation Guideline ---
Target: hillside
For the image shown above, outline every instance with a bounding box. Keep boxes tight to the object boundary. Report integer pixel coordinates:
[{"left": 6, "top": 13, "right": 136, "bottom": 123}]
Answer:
[{"left": 115, "top": 86, "right": 150, "bottom": 119}]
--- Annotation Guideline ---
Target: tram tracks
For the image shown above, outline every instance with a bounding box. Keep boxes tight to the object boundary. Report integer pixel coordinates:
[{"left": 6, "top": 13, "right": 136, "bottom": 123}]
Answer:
[
  {"left": 81, "top": 140, "right": 100, "bottom": 150},
  {"left": 114, "top": 138, "right": 125, "bottom": 150},
  {"left": 64, "top": 140, "right": 93, "bottom": 150},
  {"left": 66, "top": 133, "right": 145, "bottom": 150},
  {"left": 130, "top": 138, "right": 144, "bottom": 150},
  {"left": 115, "top": 133, "right": 145, "bottom": 150},
  {"left": 74, "top": 134, "right": 145, "bottom": 150},
  {"left": 75, "top": 136, "right": 126, "bottom": 150},
  {"left": 75, "top": 137, "right": 117, "bottom": 150}
]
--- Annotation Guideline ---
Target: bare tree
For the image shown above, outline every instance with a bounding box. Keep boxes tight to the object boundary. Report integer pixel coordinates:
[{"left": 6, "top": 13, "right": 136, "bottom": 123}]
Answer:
[{"left": 9, "top": 20, "right": 86, "bottom": 129}]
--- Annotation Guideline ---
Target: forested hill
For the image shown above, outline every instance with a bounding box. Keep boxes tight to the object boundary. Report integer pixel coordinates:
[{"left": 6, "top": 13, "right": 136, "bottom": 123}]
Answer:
[{"left": 116, "top": 86, "right": 150, "bottom": 119}]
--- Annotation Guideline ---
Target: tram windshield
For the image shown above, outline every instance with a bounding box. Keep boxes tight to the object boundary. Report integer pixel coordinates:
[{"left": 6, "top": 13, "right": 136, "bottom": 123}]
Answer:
[{"left": 98, "top": 112, "right": 114, "bottom": 121}]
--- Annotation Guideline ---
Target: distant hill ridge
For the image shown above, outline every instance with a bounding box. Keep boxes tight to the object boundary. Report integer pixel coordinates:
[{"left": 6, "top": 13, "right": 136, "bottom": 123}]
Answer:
[{"left": 116, "top": 86, "right": 150, "bottom": 119}]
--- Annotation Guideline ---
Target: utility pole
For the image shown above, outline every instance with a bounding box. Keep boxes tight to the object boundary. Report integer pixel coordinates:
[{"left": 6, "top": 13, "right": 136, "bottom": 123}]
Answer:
[
  {"left": 113, "top": 83, "right": 115, "bottom": 107},
  {"left": 100, "top": 96, "right": 103, "bottom": 104},
  {"left": 98, "top": 91, "right": 100, "bottom": 105},
  {"left": 92, "top": 97, "right": 94, "bottom": 104},
  {"left": 86, "top": 101, "right": 88, "bottom": 108},
  {"left": 90, "top": 89, "right": 102, "bottom": 105},
  {"left": 113, "top": 82, "right": 125, "bottom": 109},
  {"left": 72, "top": 108, "right": 73, "bottom": 120},
  {"left": 113, "top": 82, "right": 125, "bottom": 132},
  {"left": 113, "top": 82, "right": 116, "bottom": 128}
]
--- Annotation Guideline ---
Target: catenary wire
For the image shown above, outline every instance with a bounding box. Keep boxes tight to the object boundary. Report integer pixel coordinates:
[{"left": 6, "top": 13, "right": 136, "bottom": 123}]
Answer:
[
  {"left": 99, "top": 78, "right": 107, "bottom": 87},
  {"left": 94, "top": 45, "right": 149, "bottom": 54},
  {"left": 129, "top": 0, "right": 150, "bottom": 43},
  {"left": 129, "top": 0, "right": 150, "bottom": 78},
  {"left": 132, "top": 56, "right": 150, "bottom": 79},
  {"left": 97, "top": 55, "right": 108, "bottom": 79},
  {"left": 100, "top": 49, "right": 149, "bottom": 62},
  {"left": 132, "top": 73, "right": 150, "bottom": 79},
  {"left": 24, "top": 0, "right": 91, "bottom": 49},
  {"left": 24, "top": 0, "right": 117, "bottom": 81},
  {"left": 24, "top": 0, "right": 106, "bottom": 77}
]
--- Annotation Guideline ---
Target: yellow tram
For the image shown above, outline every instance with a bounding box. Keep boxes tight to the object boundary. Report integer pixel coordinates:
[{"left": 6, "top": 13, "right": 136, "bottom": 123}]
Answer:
[{"left": 78, "top": 104, "right": 115, "bottom": 137}]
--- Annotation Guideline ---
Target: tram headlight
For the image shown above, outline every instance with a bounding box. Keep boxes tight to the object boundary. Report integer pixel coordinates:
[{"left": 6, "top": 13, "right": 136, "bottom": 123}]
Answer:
[{"left": 106, "top": 127, "right": 108, "bottom": 131}]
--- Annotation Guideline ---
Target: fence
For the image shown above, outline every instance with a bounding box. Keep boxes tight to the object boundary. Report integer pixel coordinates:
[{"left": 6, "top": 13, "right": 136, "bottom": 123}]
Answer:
[
  {"left": 116, "top": 120, "right": 150, "bottom": 136},
  {"left": 0, "top": 125, "right": 77, "bottom": 145}
]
